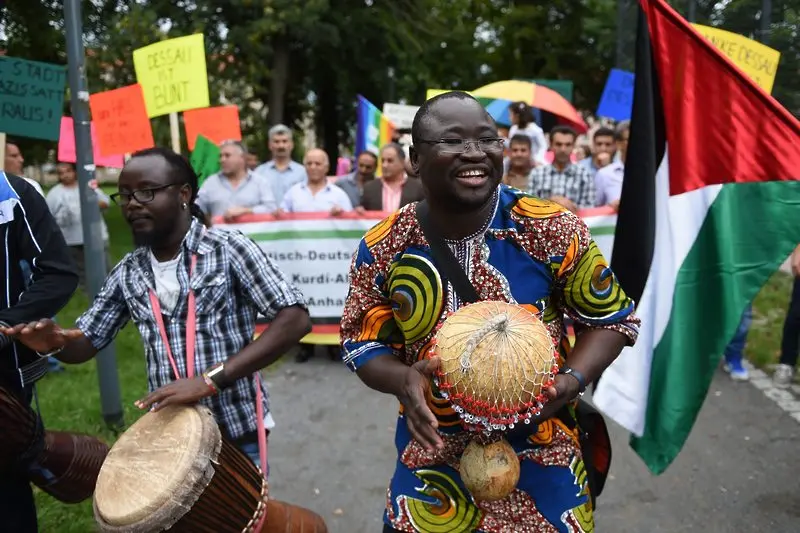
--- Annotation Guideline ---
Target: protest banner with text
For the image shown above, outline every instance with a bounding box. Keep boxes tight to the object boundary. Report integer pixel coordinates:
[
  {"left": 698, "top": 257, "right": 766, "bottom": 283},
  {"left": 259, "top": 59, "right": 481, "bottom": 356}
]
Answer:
[
  {"left": 691, "top": 24, "right": 781, "bottom": 94},
  {"left": 89, "top": 84, "right": 155, "bottom": 157},
  {"left": 57, "top": 117, "right": 124, "bottom": 168},
  {"left": 132, "top": 34, "right": 210, "bottom": 118},
  {"left": 0, "top": 56, "right": 66, "bottom": 141},
  {"left": 221, "top": 208, "right": 617, "bottom": 344},
  {"left": 183, "top": 105, "right": 241, "bottom": 151}
]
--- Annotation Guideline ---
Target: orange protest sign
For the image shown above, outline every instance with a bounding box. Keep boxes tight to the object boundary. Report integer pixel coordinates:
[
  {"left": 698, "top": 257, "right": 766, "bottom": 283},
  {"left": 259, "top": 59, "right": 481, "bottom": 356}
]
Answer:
[
  {"left": 183, "top": 105, "right": 242, "bottom": 151},
  {"left": 89, "top": 84, "right": 154, "bottom": 157}
]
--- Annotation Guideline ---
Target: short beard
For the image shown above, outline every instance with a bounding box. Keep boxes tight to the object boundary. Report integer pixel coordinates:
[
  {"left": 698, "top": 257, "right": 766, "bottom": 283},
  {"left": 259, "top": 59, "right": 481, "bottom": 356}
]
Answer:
[{"left": 132, "top": 230, "right": 157, "bottom": 248}]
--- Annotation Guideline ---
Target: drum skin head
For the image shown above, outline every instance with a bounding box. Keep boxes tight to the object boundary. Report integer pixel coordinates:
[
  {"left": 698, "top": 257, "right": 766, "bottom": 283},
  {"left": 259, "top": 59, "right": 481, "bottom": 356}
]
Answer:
[{"left": 94, "top": 405, "right": 221, "bottom": 531}]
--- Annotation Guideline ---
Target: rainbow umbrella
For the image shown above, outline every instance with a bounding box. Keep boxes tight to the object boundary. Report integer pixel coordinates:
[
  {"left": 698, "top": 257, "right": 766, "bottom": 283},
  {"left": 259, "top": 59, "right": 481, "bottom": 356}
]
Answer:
[{"left": 472, "top": 80, "right": 587, "bottom": 133}]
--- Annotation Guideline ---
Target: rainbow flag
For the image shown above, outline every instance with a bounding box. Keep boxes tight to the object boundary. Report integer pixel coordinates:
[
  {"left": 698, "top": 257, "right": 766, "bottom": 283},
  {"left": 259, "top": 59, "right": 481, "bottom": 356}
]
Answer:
[{"left": 356, "top": 95, "right": 395, "bottom": 175}]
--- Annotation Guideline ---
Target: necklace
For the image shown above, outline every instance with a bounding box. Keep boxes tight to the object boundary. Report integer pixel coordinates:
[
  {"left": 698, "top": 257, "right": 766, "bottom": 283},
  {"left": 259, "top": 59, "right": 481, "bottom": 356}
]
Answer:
[{"left": 444, "top": 187, "right": 500, "bottom": 245}]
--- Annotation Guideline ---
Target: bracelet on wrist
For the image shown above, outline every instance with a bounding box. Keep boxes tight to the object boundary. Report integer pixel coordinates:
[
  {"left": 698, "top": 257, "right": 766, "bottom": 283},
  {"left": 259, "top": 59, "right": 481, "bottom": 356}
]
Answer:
[
  {"left": 201, "top": 373, "right": 220, "bottom": 395},
  {"left": 37, "top": 346, "right": 65, "bottom": 359},
  {"left": 205, "top": 361, "right": 229, "bottom": 391}
]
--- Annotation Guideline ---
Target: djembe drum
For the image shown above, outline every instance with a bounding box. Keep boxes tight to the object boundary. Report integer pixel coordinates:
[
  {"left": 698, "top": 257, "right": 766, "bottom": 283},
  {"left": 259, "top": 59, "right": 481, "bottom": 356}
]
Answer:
[
  {"left": 93, "top": 404, "right": 327, "bottom": 533},
  {"left": 431, "top": 301, "right": 558, "bottom": 502},
  {"left": 0, "top": 384, "right": 109, "bottom": 503}
]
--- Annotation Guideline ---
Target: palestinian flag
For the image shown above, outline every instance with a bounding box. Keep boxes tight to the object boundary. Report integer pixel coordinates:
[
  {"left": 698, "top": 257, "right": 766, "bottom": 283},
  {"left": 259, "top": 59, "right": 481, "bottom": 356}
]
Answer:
[{"left": 593, "top": 0, "right": 800, "bottom": 474}]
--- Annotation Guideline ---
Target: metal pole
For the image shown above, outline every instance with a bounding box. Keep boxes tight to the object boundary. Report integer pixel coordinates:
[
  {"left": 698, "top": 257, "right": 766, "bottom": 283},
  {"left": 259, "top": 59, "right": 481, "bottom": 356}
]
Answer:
[
  {"left": 760, "top": 0, "right": 771, "bottom": 44},
  {"left": 687, "top": 0, "right": 696, "bottom": 22},
  {"left": 64, "top": 0, "right": 124, "bottom": 430}
]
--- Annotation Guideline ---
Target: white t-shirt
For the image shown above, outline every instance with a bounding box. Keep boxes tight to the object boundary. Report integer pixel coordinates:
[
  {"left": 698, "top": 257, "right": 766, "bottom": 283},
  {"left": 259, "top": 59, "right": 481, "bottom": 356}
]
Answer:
[
  {"left": 149, "top": 251, "right": 182, "bottom": 314},
  {"left": 45, "top": 184, "right": 110, "bottom": 246},
  {"left": 509, "top": 123, "right": 549, "bottom": 166}
]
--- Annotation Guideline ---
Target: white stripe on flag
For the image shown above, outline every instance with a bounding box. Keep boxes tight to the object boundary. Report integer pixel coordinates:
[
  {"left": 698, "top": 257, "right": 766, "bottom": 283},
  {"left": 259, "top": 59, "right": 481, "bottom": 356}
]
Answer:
[{"left": 595, "top": 152, "right": 725, "bottom": 435}]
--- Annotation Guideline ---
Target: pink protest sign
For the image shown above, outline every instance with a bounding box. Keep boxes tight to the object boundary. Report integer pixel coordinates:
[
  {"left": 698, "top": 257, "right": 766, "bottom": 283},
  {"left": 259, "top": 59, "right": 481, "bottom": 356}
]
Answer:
[{"left": 57, "top": 117, "right": 125, "bottom": 168}]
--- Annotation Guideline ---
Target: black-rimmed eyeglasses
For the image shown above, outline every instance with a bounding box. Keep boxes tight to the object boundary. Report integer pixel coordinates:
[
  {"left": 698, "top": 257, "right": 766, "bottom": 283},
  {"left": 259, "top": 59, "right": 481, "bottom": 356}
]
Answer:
[{"left": 110, "top": 184, "right": 178, "bottom": 206}]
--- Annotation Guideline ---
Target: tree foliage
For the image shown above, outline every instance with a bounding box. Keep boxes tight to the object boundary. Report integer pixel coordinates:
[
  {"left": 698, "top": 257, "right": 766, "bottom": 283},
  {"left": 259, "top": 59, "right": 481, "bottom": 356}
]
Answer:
[{"left": 1, "top": 0, "right": 797, "bottom": 164}]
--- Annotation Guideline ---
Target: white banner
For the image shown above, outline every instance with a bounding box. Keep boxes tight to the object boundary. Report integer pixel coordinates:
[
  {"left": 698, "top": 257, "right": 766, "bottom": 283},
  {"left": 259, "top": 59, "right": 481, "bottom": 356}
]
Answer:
[
  {"left": 223, "top": 212, "right": 618, "bottom": 320},
  {"left": 382, "top": 103, "right": 420, "bottom": 130}
]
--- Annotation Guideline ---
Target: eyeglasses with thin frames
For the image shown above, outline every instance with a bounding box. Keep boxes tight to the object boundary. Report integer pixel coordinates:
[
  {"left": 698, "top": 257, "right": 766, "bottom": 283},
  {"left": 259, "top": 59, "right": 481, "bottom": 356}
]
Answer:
[
  {"left": 110, "top": 184, "right": 178, "bottom": 206},
  {"left": 415, "top": 138, "right": 505, "bottom": 154}
]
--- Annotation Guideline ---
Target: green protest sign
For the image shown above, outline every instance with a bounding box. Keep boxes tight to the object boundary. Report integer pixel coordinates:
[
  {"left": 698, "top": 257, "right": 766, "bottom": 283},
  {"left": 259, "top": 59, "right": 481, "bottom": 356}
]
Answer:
[
  {"left": 190, "top": 134, "right": 221, "bottom": 187},
  {"left": 0, "top": 56, "right": 67, "bottom": 141}
]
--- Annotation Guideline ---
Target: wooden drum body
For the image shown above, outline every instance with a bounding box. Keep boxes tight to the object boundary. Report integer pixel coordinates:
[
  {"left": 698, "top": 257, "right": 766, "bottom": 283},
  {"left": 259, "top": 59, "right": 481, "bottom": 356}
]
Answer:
[
  {"left": 1, "top": 384, "right": 109, "bottom": 504},
  {"left": 94, "top": 405, "right": 327, "bottom": 533}
]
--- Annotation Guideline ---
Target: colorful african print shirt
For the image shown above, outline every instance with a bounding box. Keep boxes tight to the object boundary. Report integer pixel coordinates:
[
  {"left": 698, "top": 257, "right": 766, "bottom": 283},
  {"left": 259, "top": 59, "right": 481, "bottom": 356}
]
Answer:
[{"left": 341, "top": 185, "right": 639, "bottom": 533}]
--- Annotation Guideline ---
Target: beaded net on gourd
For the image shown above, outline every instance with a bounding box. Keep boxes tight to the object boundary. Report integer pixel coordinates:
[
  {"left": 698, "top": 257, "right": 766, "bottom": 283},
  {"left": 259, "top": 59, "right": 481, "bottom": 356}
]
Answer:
[{"left": 432, "top": 301, "right": 558, "bottom": 434}]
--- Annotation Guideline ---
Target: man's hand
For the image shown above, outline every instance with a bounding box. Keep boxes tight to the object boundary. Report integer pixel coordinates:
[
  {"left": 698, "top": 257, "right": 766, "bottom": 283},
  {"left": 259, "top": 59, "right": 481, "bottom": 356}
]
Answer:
[
  {"left": 535, "top": 374, "right": 581, "bottom": 422},
  {"left": 0, "top": 319, "right": 83, "bottom": 354},
  {"left": 791, "top": 244, "right": 800, "bottom": 277},
  {"left": 398, "top": 357, "right": 443, "bottom": 453},
  {"left": 135, "top": 377, "right": 215, "bottom": 412},
  {"left": 330, "top": 205, "right": 344, "bottom": 217},
  {"left": 608, "top": 199, "right": 620, "bottom": 212},
  {"left": 549, "top": 195, "right": 578, "bottom": 213},
  {"left": 223, "top": 206, "right": 252, "bottom": 221},
  {"left": 354, "top": 206, "right": 366, "bottom": 216},
  {"left": 272, "top": 208, "right": 286, "bottom": 219}
]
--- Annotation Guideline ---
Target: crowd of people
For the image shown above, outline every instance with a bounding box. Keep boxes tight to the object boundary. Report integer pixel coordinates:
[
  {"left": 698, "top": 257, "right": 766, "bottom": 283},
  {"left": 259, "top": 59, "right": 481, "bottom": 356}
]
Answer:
[{"left": 0, "top": 92, "right": 797, "bottom": 532}]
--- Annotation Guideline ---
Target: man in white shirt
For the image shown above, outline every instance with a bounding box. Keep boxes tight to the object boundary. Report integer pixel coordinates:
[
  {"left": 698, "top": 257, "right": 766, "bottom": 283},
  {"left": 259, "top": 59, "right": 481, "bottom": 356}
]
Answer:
[
  {"left": 279, "top": 149, "right": 352, "bottom": 214},
  {"left": 46, "top": 162, "right": 112, "bottom": 286},
  {"left": 255, "top": 125, "right": 308, "bottom": 203},
  {"left": 196, "top": 140, "right": 276, "bottom": 221},
  {"left": 594, "top": 120, "right": 629, "bottom": 210}
]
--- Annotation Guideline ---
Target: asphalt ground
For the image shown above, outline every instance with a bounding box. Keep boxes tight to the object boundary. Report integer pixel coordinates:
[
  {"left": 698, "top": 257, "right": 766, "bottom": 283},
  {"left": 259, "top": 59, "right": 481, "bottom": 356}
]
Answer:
[{"left": 263, "top": 352, "right": 800, "bottom": 533}]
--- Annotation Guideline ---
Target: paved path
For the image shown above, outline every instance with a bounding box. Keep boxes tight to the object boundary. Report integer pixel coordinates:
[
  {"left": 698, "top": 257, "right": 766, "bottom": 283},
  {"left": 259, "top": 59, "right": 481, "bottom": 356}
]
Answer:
[{"left": 264, "top": 355, "right": 800, "bottom": 533}]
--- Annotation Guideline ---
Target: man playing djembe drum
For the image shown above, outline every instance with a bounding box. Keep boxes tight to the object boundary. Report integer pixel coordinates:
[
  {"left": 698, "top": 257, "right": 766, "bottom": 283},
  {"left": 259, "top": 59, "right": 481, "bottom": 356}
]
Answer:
[
  {"left": 2, "top": 147, "right": 311, "bottom": 467},
  {"left": 340, "top": 92, "right": 640, "bottom": 533}
]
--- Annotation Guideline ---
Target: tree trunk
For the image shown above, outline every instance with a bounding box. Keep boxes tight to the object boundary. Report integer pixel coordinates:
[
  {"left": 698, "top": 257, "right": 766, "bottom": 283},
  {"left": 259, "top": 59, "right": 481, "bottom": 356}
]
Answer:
[
  {"left": 318, "top": 72, "right": 340, "bottom": 166},
  {"left": 267, "top": 35, "right": 290, "bottom": 126}
]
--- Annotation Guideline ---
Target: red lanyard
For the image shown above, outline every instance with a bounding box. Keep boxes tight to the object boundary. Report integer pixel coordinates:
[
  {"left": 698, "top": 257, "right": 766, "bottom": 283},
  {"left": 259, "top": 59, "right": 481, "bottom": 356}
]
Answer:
[
  {"left": 148, "top": 254, "right": 198, "bottom": 380},
  {"left": 146, "top": 251, "right": 269, "bottom": 495}
]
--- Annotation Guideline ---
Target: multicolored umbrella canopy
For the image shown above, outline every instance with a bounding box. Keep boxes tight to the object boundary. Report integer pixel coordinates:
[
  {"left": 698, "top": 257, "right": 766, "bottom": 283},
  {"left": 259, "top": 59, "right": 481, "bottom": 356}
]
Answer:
[
  {"left": 426, "top": 82, "right": 587, "bottom": 133},
  {"left": 472, "top": 80, "right": 587, "bottom": 133}
]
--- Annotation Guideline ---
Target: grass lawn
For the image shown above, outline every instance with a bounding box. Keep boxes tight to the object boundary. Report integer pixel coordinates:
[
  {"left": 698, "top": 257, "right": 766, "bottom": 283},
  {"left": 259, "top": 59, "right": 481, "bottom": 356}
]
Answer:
[{"left": 30, "top": 190, "right": 796, "bottom": 531}]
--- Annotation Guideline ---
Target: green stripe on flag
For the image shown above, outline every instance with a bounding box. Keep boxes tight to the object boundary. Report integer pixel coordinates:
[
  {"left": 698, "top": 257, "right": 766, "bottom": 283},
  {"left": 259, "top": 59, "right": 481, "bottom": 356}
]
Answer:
[
  {"left": 631, "top": 181, "right": 800, "bottom": 474},
  {"left": 246, "top": 229, "right": 368, "bottom": 241},
  {"left": 589, "top": 225, "right": 616, "bottom": 236}
]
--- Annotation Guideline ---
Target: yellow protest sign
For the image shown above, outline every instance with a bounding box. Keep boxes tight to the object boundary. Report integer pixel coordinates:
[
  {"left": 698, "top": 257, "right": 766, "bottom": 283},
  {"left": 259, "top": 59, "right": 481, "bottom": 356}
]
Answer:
[
  {"left": 132, "top": 34, "right": 210, "bottom": 118},
  {"left": 691, "top": 24, "right": 781, "bottom": 94}
]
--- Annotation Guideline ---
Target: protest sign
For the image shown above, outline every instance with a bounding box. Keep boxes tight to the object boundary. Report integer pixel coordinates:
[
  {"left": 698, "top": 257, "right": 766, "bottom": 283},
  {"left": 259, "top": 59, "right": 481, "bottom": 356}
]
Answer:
[
  {"left": 57, "top": 117, "right": 124, "bottom": 168},
  {"left": 691, "top": 24, "right": 781, "bottom": 93},
  {"left": 596, "top": 69, "right": 635, "bottom": 121},
  {"left": 89, "top": 84, "right": 154, "bottom": 157},
  {"left": 132, "top": 34, "right": 209, "bottom": 118},
  {"left": 183, "top": 105, "right": 241, "bottom": 151},
  {"left": 190, "top": 134, "right": 221, "bottom": 187},
  {"left": 0, "top": 56, "right": 66, "bottom": 140},
  {"left": 218, "top": 208, "right": 618, "bottom": 344},
  {"left": 382, "top": 103, "right": 420, "bottom": 130}
]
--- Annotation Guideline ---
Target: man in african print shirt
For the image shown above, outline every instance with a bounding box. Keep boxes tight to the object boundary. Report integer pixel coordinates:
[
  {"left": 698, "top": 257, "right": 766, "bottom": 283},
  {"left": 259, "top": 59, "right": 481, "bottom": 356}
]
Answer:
[{"left": 340, "top": 92, "right": 640, "bottom": 533}]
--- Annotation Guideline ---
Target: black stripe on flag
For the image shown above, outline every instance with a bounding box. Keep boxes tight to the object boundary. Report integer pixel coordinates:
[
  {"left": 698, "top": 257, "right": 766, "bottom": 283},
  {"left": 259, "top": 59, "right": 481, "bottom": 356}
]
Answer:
[{"left": 610, "top": 4, "right": 667, "bottom": 307}]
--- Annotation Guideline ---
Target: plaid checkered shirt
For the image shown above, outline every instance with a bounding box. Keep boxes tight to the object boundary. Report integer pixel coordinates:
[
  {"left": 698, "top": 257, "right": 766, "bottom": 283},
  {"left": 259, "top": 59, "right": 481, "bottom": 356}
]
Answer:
[
  {"left": 76, "top": 218, "right": 307, "bottom": 440},
  {"left": 528, "top": 162, "right": 596, "bottom": 208}
]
